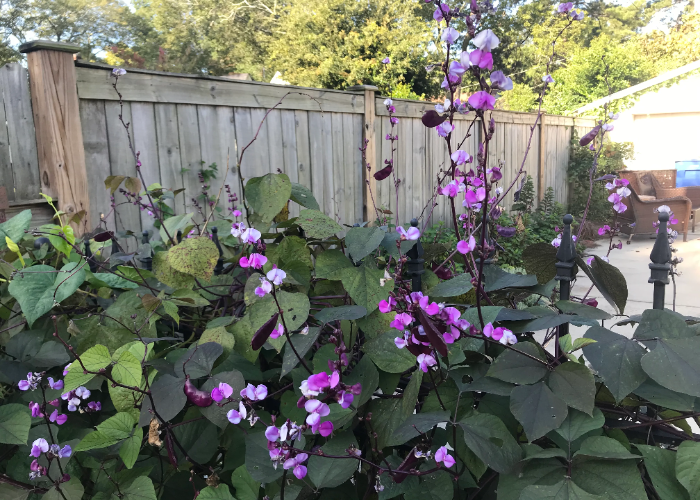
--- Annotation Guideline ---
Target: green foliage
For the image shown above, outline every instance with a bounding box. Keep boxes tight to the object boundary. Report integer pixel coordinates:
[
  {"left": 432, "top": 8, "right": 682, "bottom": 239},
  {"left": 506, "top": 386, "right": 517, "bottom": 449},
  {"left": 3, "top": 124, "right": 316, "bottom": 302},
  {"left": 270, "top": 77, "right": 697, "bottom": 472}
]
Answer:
[
  {"left": 1, "top": 169, "right": 697, "bottom": 500},
  {"left": 568, "top": 132, "right": 634, "bottom": 223}
]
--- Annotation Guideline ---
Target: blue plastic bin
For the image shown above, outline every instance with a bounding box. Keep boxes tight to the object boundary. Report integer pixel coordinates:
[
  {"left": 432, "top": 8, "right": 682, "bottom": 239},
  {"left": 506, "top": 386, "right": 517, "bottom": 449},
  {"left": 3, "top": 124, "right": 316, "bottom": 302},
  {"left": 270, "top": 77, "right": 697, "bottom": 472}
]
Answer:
[{"left": 676, "top": 161, "right": 700, "bottom": 187}]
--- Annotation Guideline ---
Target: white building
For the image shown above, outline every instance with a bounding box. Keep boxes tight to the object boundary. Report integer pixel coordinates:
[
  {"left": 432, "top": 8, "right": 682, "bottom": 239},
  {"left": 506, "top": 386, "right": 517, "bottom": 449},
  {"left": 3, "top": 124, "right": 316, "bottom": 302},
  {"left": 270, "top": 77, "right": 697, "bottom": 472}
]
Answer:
[{"left": 575, "top": 61, "right": 700, "bottom": 176}]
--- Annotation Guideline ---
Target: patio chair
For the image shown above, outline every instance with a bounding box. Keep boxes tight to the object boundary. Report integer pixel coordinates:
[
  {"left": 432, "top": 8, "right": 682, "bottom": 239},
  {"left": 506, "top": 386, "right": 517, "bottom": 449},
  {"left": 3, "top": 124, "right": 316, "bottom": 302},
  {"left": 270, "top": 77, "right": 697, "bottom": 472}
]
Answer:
[{"left": 619, "top": 171, "right": 692, "bottom": 242}]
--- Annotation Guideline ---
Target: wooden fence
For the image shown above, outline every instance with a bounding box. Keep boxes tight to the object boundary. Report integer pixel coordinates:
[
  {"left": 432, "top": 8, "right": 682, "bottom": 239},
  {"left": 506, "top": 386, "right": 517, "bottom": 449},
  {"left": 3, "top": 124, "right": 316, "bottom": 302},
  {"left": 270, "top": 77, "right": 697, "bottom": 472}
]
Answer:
[{"left": 2, "top": 41, "right": 596, "bottom": 238}]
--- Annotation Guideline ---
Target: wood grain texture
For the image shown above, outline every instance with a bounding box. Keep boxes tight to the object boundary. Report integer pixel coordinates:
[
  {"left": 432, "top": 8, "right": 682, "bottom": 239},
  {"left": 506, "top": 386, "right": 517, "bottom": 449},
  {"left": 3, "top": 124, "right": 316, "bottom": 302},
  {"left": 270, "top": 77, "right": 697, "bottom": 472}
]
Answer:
[
  {"left": 25, "top": 51, "right": 90, "bottom": 233},
  {"left": 361, "top": 88, "right": 377, "bottom": 222},
  {"left": 176, "top": 104, "right": 203, "bottom": 220},
  {"left": 76, "top": 66, "right": 364, "bottom": 114},
  {"left": 130, "top": 102, "right": 160, "bottom": 234},
  {"left": 79, "top": 100, "right": 115, "bottom": 232},
  {"left": 155, "top": 103, "right": 185, "bottom": 215},
  {"left": 0, "top": 64, "right": 41, "bottom": 202}
]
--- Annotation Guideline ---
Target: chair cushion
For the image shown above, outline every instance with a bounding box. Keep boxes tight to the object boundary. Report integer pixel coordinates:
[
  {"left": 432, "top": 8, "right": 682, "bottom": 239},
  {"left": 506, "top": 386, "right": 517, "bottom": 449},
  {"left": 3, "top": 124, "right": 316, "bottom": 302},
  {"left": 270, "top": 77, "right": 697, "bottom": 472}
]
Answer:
[{"left": 638, "top": 195, "right": 656, "bottom": 201}]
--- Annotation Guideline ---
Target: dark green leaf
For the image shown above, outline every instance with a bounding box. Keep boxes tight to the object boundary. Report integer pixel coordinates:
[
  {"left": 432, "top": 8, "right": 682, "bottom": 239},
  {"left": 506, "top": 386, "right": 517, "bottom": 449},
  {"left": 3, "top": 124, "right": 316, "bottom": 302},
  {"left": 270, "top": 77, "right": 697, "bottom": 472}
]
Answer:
[
  {"left": 282, "top": 328, "right": 321, "bottom": 377},
  {"left": 574, "top": 436, "right": 639, "bottom": 460},
  {"left": 345, "top": 227, "right": 385, "bottom": 263},
  {"left": 0, "top": 210, "right": 31, "bottom": 249},
  {"left": 75, "top": 430, "right": 120, "bottom": 451},
  {"left": 388, "top": 411, "right": 451, "bottom": 446},
  {"left": 172, "top": 416, "right": 218, "bottom": 464},
  {"left": 308, "top": 431, "right": 359, "bottom": 488},
  {"left": 576, "top": 256, "right": 627, "bottom": 315},
  {"left": 315, "top": 249, "right": 353, "bottom": 280},
  {"left": 119, "top": 427, "right": 143, "bottom": 469},
  {"left": 674, "top": 441, "right": 700, "bottom": 499},
  {"left": 483, "top": 265, "right": 537, "bottom": 292},
  {"left": 403, "top": 470, "right": 454, "bottom": 500},
  {"left": 0, "top": 404, "right": 30, "bottom": 445},
  {"left": 341, "top": 265, "right": 392, "bottom": 315},
  {"left": 641, "top": 338, "right": 700, "bottom": 397},
  {"left": 0, "top": 483, "right": 29, "bottom": 500},
  {"left": 571, "top": 457, "right": 645, "bottom": 500},
  {"left": 635, "top": 445, "right": 689, "bottom": 500},
  {"left": 117, "top": 475, "right": 157, "bottom": 500},
  {"left": 555, "top": 408, "right": 605, "bottom": 443},
  {"left": 507, "top": 314, "right": 572, "bottom": 333},
  {"left": 522, "top": 242, "right": 558, "bottom": 285},
  {"left": 487, "top": 342, "right": 548, "bottom": 384},
  {"left": 9, "top": 262, "right": 86, "bottom": 327},
  {"left": 520, "top": 479, "right": 604, "bottom": 499},
  {"left": 231, "top": 465, "right": 259, "bottom": 500},
  {"left": 428, "top": 273, "right": 473, "bottom": 298},
  {"left": 369, "top": 371, "right": 423, "bottom": 449},
  {"left": 175, "top": 342, "right": 223, "bottom": 379},
  {"left": 363, "top": 331, "right": 416, "bottom": 373},
  {"left": 246, "top": 431, "right": 284, "bottom": 482},
  {"left": 297, "top": 209, "right": 343, "bottom": 239},
  {"left": 461, "top": 306, "right": 502, "bottom": 326},
  {"left": 510, "top": 382, "right": 568, "bottom": 441},
  {"left": 582, "top": 326, "right": 647, "bottom": 402},
  {"left": 344, "top": 354, "right": 379, "bottom": 406},
  {"left": 42, "top": 478, "right": 84, "bottom": 500},
  {"left": 197, "top": 485, "right": 235, "bottom": 500},
  {"left": 245, "top": 173, "right": 292, "bottom": 223},
  {"left": 459, "top": 412, "right": 522, "bottom": 474},
  {"left": 28, "top": 341, "right": 69, "bottom": 369},
  {"left": 496, "top": 309, "right": 537, "bottom": 321},
  {"left": 496, "top": 458, "right": 565, "bottom": 500},
  {"left": 547, "top": 361, "right": 596, "bottom": 415},
  {"left": 450, "top": 365, "right": 515, "bottom": 396},
  {"left": 138, "top": 375, "right": 186, "bottom": 427},
  {"left": 290, "top": 183, "right": 320, "bottom": 210},
  {"left": 380, "top": 231, "right": 417, "bottom": 259},
  {"left": 555, "top": 300, "right": 612, "bottom": 320},
  {"left": 315, "top": 305, "right": 367, "bottom": 323},
  {"left": 633, "top": 380, "right": 695, "bottom": 411},
  {"left": 633, "top": 309, "right": 693, "bottom": 340}
]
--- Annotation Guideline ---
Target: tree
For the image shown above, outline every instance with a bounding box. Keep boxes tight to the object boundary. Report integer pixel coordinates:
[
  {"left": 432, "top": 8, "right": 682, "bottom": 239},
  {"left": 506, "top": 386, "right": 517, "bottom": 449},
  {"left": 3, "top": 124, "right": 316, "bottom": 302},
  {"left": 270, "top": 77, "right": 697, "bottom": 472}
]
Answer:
[{"left": 268, "top": 0, "right": 438, "bottom": 96}]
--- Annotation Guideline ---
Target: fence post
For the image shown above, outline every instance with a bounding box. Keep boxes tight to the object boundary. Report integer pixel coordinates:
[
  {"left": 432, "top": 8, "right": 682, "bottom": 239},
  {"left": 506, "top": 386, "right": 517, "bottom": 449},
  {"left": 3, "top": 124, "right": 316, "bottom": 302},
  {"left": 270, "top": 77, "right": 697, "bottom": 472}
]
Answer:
[
  {"left": 19, "top": 40, "right": 91, "bottom": 235},
  {"left": 555, "top": 214, "right": 577, "bottom": 357},
  {"left": 347, "top": 85, "right": 379, "bottom": 222},
  {"left": 212, "top": 226, "right": 224, "bottom": 276},
  {"left": 538, "top": 113, "right": 546, "bottom": 201},
  {"left": 649, "top": 211, "right": 672, "bottom": 310},
  {"left": 406, "top": 219, "right": 425, "bottom": 293}
]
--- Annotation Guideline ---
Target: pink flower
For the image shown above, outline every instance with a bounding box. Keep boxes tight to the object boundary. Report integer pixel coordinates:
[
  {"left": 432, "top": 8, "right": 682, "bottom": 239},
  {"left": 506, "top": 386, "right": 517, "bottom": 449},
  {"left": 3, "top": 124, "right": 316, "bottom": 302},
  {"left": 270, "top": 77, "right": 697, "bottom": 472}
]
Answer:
[
  {"left": 419, "top": 296, "right": 440, "bottom": 315},
  {"left": 211, "top": 382, "right": 233, "bottom": 402},
  {"left": 240, "top": 253, "right": 267, "bottom": 269},
  {"left": 457, "top": 236, "right": 476, "bottom": 254},
  {"left": 241, "top": 383, "right": 268, "bottom": 401},
  {"left": 395, "top": 336, "right": 407, "bottom": 349},
  {"left": 233, "top": 209, "right": 242, "bottom": 217},
  {"left": 284, "top": 453, "right": 309, "bottom": 480},
  {"left": 602, "top": 123, "right": 614, "bottom": 132},
  {"left": 608, "top": 193, "right": 627, "bottom": 213},
  {"left": 305, "top": 399, "right": 331, "bottom": 426},
  {"left": 231, "top": 222, "right": 246, "bottom": 237},
  {"left": 441, "top": 179, "right": 465, "bottom": 197},
  {"left": 451, "top": 150, "right": 472, "bottom": 165},
  {"left": 468, "top": 91, "right": 495, "bottom": 110},
  {"left": 241, "top": 228, "right": 261, "bottom": 244},
  {"left": 436, "top": 121, "right": 455, "bottom": 137},
  {"left": 469, "top": 49, "right": 493, "bottom": 70},
  {"left": 441, "top": 27, "right": 459, "bottom": 44},
  {"left": 269, "top": 323, "right": 284, "bottom": 340},
  {"left": 433, "top": 4, "right": 449, "bottom": 20},
  {"left": 483, "top": 323, "right": 495, "bottom": 338},
  {"left": 49, "top": 410, "right": 67, "bottom": 425},
  {"left": 397, "top": 226, "right": 421, "bottom": 240},
  {"left": 47, "top": 377, "right": 63, "bottom": 390},
  {"left": 227, "top": 402, "right": 247, "bottom": 424},
  {"left": 265, "top": 425, "right": 280, "bottom": 442},
  {"left": 30, "top": 438, "right": 49, "bottom": 458},
  {"left": 378, "top": 297, "right": 396, "bottom": 313},
  {"left": 29, "top": 402, "right": 43, "bottom": 418},
  {"left": 255, "top": 278, "right": 272, "bottom": 297},
  {"left": 382, "top": 57, "right": 391, "bottom": 64},
  {"left": 448, "top": 61, "right": 467, "bottom": 77},
  {"left": 307, "top": 372, "right": 331, "bottom": 392},
  {"left": 338, "top": 391, "right": 354, "bottom": 409},
  {"left": 417, "top": 353, "right": 437, "bottom": 372},
  {"left": 557, "top": 2, "right": 573, "bottom": 13},
  {"left": 390, "top": 312, "right": 414, "bottom": 330},
  {"left": 500, "top": 329, "right": 517, "bottom": 345},
  {"left": 473, "top": 29, "right": 500, "bottom": 51},
  {"left": 318, "top": 421, "right": 334, "bottom": 437},
  {"left": 390, "top": 117, "right": 399, "bottom": 125},
  {"left": 435, "top": 446, "right": 456, "bottom": 468},
  {"left": 490, "top": 71, "right": 513, "bottom": 90},
  {"left": 570, "top": 9, "right": 584, "bottom": 20},
  {"left": 463, "top": 187, "right": 486, "bottom": 208}
]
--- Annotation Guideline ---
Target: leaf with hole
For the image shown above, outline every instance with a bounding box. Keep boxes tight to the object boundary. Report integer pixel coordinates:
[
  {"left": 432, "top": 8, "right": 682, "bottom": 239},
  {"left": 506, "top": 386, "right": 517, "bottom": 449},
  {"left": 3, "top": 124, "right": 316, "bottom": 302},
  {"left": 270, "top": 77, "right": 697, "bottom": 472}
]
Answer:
[{"left": 510, "top": 382, "right": 568, "bottom": 441}]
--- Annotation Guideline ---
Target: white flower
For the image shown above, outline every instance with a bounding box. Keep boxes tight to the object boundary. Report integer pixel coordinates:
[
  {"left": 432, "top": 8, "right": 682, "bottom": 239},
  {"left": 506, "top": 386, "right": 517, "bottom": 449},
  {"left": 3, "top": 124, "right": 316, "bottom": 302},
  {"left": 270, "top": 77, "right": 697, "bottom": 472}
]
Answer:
[
  {"left": 657, "top": 205, "right": 671, "bottom": 213},
  {"left": 112, "top": 68, "right": 127, "bottom": 76},
  {"left": 609, "top": 112, "right": 619, "bottom": 120},
  {"left": 472, "top": 29, "right": 500, "bottom": 52},
  {"left": 266, "top": 266, "right": 286, "bottom": 285},
  {"left": 435, "top": 98, "right": 451, "bottom": 113},
  {"left": 383, "top": 98, "right": 393, "bottom": 106},
  {"left": 231, "top": 222, "right": 247, "bottom": 237},
  {"left": 241, "top": 227, "right": 261, "bottom": 244},
  {"left": 300, "top": 380, "right": 321, "bottom": 398}
]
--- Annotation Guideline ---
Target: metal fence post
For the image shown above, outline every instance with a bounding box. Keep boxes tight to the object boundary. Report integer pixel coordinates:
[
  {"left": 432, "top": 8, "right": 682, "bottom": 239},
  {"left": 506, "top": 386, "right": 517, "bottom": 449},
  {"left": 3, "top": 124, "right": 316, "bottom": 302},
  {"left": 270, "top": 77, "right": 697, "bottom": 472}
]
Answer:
[
  {"left": 649, "top": 211, "right": 672, "bottom": 310},
  {"left": 555, "top": 214, "right": 577, "bottom": 350},
  {"left": 139, "top": 230, "right": 153, "bottom": 271},
  {"left": 212, "top": 226, "right": 224, "bottom": 276},
  {"left": 405, "top": 219, "right": 424, "bottom": 293}
]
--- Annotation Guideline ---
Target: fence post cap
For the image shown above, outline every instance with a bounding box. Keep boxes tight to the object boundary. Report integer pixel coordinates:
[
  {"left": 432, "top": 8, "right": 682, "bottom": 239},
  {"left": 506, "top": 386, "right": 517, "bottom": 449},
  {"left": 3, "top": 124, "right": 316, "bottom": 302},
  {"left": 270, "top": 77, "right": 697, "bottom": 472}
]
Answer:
[
  {"left": 346, "top": 85, "right": 379, "bottom": 92},
  {"left": 19, "top": 40, "right": 82, "bottom": 54}
]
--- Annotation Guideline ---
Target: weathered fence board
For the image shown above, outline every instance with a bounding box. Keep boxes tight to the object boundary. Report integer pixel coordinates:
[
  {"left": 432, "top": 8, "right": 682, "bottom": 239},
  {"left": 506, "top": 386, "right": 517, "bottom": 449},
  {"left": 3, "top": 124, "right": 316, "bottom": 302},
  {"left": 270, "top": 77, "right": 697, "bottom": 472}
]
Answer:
[{"left": 2, "top": 49, "right": 595, "bottom": 238}]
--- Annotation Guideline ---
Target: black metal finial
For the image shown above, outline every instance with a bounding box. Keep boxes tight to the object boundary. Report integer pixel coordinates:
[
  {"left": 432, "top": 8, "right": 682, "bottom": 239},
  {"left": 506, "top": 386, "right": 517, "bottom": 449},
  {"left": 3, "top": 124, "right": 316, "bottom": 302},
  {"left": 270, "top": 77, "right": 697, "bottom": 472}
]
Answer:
[
  {"left": 212, "top": 226, "right": 224, "bottom": 275},
  {"left": 84, "top": 240, "right": 97, "bottom": 273},
  {"left": 139, "top": 230, "right": 153, "bottom": 271},
  {"left": 176, "top": 230, "right": 183, "bottom": 243},
  {"left": 405, "top": 218, "right": 424, "bottom": 293},
  {"left": 649, "top": 211, "right": 672, "bottom": 310}
]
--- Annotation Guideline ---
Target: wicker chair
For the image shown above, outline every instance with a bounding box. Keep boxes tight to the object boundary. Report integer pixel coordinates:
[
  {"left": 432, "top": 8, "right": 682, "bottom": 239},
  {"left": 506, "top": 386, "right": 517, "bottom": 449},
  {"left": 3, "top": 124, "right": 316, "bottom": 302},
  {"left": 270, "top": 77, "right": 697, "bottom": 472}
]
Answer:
[{"left": 619, "top": 170, "right": 692, "bottom": 242}]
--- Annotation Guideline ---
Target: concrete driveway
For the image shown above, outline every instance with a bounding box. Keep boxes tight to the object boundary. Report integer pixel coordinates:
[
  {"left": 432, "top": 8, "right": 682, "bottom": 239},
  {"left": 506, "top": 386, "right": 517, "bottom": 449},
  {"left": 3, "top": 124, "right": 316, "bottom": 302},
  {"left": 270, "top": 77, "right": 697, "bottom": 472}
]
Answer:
[{"left": 568, "top": 231, "right": 700, "bottom": 339}]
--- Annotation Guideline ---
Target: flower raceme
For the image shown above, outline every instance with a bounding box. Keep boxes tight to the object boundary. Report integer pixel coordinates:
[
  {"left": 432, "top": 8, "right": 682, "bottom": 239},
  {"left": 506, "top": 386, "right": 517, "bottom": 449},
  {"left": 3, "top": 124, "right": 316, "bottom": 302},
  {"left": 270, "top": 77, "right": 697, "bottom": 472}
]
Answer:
[{"left": 240, "top": 253, "right": 267, "bottom": 269}]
